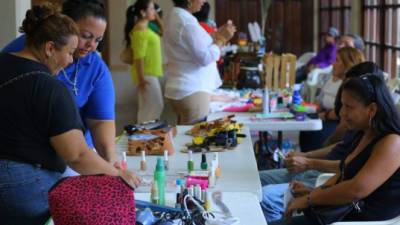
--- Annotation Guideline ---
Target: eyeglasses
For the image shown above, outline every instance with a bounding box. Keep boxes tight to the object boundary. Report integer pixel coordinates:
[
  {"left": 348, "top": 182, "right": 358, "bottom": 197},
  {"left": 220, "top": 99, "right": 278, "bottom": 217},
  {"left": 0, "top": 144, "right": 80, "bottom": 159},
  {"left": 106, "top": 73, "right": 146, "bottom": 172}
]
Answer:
[{"left": 80, "top": 30, "right": 103, "bottom": 43}]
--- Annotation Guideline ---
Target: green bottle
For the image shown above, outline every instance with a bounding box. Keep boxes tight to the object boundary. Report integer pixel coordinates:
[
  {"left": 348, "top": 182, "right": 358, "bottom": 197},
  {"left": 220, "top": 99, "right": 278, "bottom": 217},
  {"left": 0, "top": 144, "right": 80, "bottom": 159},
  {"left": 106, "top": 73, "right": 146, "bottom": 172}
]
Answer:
[
  {"left": 201, "top": 152, "right": 208, "bottom": 170},
  {"left": 154, "top": 158, "right": 166, "bottom": 205},
  {"left": 188, "top": 150, "right": 194, "bottom": 173}
]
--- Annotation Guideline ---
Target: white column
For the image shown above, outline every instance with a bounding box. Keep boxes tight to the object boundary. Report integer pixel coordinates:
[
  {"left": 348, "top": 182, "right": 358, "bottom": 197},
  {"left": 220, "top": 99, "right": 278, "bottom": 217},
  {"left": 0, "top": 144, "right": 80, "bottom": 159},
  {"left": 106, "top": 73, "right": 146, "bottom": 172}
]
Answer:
[{"left": 0, "top": 0, "right": 30, "bottom": 49}]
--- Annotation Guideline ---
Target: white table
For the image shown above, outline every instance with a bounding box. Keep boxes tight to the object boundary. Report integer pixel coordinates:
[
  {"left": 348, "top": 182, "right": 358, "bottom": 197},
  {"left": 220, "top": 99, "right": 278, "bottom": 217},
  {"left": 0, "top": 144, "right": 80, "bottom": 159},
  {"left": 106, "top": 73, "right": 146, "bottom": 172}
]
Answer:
[
  {"left": 117, "top": 126, "right": 263, "bottom": 201},
  {"left": 135, "top": 192, "right": 268, "bottom": 225},
  {"left": 208, "top": 112, "right": 322, "bottom": 131}
]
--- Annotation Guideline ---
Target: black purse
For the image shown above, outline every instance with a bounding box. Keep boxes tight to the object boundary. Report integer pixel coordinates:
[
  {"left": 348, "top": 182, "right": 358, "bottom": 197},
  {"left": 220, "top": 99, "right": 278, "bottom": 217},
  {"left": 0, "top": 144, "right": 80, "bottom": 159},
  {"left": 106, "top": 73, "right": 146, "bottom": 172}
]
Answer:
[
  {"left": 303, "top": 201, "right": 363, "bottom": 225},
  {"left": 303, "top": 160, "right": 364, "bottom": 225}
]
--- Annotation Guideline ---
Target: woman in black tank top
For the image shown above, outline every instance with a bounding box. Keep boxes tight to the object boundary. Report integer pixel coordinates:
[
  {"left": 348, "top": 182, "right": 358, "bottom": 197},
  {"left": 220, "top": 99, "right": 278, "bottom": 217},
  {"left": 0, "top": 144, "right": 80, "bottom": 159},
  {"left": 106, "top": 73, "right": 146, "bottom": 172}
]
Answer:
[{"left": 271, "top": 73, "right": 400, "bottom": 225}]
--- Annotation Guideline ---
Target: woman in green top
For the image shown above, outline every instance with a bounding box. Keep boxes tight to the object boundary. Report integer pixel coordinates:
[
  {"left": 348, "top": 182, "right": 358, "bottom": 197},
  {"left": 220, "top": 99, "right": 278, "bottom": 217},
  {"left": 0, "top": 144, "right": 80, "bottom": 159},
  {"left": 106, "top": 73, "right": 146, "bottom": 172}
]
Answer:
[{"left": 124, "top": 0, "right": 163, "bottom": 123}]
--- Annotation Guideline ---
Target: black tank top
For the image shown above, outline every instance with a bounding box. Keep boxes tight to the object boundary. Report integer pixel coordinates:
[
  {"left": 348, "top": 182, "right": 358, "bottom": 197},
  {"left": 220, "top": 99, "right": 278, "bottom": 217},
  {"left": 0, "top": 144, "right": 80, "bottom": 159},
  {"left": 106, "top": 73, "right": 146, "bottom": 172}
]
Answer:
[{"left": 343, "top": 133, "right": 400, "bottom": 221}]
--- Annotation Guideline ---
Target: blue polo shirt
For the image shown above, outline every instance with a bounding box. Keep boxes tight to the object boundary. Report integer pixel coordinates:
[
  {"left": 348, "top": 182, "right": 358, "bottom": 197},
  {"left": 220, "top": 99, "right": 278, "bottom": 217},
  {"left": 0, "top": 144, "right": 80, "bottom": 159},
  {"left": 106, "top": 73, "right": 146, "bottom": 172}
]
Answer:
[{"left": 2, "top": 35, "right": 116, "bottom": 148}]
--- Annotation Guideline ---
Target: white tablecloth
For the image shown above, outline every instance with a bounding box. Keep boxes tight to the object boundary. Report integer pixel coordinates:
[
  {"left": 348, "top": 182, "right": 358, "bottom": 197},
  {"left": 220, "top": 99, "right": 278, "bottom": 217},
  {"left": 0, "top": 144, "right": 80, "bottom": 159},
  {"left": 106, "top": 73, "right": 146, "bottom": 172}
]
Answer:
[
  {"left": 208, "top": 112, "right": 322, "bottom": 131},
  {"left": 117, "top": 126, "right": 263, "bottom": 201}
]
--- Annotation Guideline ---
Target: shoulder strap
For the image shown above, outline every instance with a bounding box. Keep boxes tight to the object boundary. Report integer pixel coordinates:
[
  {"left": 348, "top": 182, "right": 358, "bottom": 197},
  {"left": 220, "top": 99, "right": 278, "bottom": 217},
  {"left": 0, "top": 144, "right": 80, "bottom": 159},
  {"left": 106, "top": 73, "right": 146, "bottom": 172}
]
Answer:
[{"left": 0, "top": 71, "right": 50, "bottom": 90}]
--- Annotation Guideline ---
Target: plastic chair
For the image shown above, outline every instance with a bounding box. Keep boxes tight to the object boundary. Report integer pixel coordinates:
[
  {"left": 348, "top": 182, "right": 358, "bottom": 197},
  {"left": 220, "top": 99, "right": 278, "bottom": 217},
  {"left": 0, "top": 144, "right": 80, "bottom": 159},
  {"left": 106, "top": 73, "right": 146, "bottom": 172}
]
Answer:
[
  {"left": 314, "top": 173, "right": 335, "bottom": 187},
  {"left": 303, "top": 65, "right": 333, "bottom": 102},
  {"left": 296, "top": 52, "right": 316, "bottom": 70}
]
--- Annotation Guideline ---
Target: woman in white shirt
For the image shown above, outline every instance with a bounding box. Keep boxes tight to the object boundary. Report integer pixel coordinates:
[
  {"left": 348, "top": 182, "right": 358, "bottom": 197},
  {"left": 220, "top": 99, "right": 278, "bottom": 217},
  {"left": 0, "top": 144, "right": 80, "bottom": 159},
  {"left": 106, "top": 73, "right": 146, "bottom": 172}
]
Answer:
[{"left": 164, "top": 0, "right": 236, "bottom": 125}]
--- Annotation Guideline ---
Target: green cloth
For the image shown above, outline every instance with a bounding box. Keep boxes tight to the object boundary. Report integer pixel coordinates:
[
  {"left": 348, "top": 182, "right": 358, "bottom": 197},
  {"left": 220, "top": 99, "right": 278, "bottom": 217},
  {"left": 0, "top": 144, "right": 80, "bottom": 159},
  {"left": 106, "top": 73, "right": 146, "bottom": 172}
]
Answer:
[
  {"left": 148, "top": 21, "right": 161, "bottom": 35},
  {"left": 129, "top": 28, "right": 163, "bottom": 83}
]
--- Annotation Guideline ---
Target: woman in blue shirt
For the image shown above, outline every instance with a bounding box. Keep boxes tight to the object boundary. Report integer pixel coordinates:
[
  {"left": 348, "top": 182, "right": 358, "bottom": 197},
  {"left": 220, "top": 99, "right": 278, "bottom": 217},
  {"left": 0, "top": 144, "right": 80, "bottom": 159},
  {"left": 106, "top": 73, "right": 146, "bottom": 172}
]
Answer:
[{"left": 3, "top": 0, "right": 118, "bottom": 175}]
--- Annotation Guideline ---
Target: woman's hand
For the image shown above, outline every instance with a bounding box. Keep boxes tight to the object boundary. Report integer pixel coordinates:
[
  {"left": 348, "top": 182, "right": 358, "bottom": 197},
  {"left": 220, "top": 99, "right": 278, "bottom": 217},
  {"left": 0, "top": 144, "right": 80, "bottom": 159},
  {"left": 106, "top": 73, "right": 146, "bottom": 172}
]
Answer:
[
  {"left": 215, "top": 20, "right": 237, "bottom": 44},
  {"left": 138, "top": 78, "right": 149, "bottom": 92},
  {"left": 284, "top": 153, "right": 311, "bottom": 173},
  {"left": 118, "top": 169, "right": 141, "bottom": 189},
  {"left": 291, "top": 181, "right": 312, "bottom": 197},
  {"left": 284, "top": 195, "right": 309, "bottom": 220}
]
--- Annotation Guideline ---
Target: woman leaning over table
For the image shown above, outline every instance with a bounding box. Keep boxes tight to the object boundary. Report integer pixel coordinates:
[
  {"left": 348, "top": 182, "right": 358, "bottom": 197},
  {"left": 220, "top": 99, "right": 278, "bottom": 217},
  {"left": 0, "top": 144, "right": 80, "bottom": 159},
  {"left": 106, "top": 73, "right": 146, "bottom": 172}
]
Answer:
[
  {"left": 2, "top": 0, "right": 119, "bottom": 176},
  {"left": 0, "top": 4, "right": 140, "bottom": 225},
  {"left": 271, "top": 74, "right": 400, "bottom": 225},
  {"left": 124, "top": 0, "right": 164, "bottom": 123},
  {"left": 164, "top": 0, "right": 236, "bottom": 125}
]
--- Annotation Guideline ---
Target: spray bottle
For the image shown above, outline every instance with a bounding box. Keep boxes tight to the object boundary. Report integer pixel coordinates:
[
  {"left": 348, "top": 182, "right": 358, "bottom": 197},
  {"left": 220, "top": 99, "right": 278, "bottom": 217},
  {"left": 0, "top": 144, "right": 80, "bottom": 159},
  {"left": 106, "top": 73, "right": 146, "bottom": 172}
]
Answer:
[{"left": 154, "top": 158, "right": 166, "bottom": 205}]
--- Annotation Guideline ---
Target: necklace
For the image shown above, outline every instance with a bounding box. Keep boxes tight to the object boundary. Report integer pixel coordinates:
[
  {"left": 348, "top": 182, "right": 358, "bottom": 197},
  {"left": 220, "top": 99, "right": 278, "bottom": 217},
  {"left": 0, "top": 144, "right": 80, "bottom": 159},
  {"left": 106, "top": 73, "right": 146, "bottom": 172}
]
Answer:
[{"left": 62, "top": 59, "right": 80, "bottom": 96}]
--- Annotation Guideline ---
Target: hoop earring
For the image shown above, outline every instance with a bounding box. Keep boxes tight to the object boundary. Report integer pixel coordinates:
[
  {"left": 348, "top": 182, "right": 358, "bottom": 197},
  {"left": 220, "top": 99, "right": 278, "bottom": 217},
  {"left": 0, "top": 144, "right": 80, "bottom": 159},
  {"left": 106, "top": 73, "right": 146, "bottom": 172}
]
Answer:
[{"left": 369, "top": 115, "right": 373, "bottom": 127}]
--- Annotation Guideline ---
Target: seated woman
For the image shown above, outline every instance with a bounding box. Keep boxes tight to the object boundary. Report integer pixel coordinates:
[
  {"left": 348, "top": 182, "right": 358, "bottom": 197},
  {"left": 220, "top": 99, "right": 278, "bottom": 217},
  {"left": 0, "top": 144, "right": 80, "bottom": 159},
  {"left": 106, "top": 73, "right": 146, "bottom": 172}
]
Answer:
[
  {"left": 271, "top": 74, "right": 400, "bottom": 224},
  {"left": 259, "top": 61, "right": 386, "bottom": 223},
  {"left": 324, "top": 61, "right": 385, "bottom": 145},
  {"left": 300, "top": 47, "right": 365, "bottom": 152},
  {"left": 0, "top": 4, "right": 139, "bottom": 225}
]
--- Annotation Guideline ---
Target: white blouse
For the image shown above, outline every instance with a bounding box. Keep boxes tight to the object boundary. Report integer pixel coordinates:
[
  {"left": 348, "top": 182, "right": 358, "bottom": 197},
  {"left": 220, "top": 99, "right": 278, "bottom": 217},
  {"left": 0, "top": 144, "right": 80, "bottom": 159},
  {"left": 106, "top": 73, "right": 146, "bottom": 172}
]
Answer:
[
  {"left": 319, "top": 76, "right": 342, "bottom": 110},
  {"left": 163, "top": 7, "right": 222, "bottom": 100}
]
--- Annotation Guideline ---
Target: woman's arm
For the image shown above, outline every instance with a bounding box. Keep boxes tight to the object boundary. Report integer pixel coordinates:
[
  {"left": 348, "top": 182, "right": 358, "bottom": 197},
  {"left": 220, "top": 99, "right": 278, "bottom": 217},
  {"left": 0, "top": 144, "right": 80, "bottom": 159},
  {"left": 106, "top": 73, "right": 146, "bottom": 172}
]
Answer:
[
  {"left": 86, "top": 119, "right": 118, "bottom": 164},
  {"left": 51, "top": 129, "right": 140, "bottom": 188},
  {"left": 324, "top": 121, "right": 348, "bottom": 146},
  {"left": 303, "top": 143, "right": 337, "bottom": 159},
  {"left": 182, "top": 23, "right": 221, "bottom": 66},
  {"left": 131, "top": 26, "right": 149, "bottom": 88},
  {"left": 154, "top": 14, "right": 163, "bottom": 36},
  {"left": 51, "top": 129, "right": 118, "bottom": 176},
  {"left": 310, "top": 134, "right": 400, "bottom": 206},
  {"left": 134, "top": 58, "right": 147, "bottom": 86}
]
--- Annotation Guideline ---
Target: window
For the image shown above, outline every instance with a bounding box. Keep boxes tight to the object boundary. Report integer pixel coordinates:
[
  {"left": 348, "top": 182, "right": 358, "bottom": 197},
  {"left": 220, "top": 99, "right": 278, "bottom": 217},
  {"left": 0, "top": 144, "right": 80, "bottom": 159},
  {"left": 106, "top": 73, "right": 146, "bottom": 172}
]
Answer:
[
  {"left": 319, "top": 0, "right": 352, "bottom": 39},
  {"left": 363, "top": 0, "right": 400, "bottom": 78}
]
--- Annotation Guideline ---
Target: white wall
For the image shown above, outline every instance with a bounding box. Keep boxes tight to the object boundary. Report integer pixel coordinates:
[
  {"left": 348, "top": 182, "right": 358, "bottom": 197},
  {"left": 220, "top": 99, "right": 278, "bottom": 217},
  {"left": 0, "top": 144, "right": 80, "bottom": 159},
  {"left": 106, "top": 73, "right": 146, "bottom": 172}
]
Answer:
[
  {"left": 108, "top": 0, "right": 216, "bottom": 68},
  {"left": 108, "top": 0, "right": 130, "bottom": 68},
  {"left": 0, "top": 0, "right": 30, "bottom": 49}
]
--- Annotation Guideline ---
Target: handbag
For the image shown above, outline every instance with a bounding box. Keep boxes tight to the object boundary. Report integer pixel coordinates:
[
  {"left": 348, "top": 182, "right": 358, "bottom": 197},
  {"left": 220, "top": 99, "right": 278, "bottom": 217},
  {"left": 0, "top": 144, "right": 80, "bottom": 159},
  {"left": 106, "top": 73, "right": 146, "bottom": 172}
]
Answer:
[
  {"left": 120, "top": 46, "right": 133, "bottom": 65},
  {"left": 303, "top": 160, "right": 364, "bottom": 225},
  {"left": 49, "top": 175, "right": 136, "bottom": 225},
  {"left": 304, "top": 201, "right": 363, "bottom": 225}
]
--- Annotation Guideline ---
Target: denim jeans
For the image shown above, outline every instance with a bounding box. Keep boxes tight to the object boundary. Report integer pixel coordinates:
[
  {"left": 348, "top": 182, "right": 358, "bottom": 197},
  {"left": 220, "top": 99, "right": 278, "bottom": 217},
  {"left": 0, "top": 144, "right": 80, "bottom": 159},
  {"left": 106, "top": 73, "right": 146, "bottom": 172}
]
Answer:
[
  {"left": 0, "top": 160, "right": 61, "bottom": 225},
  {"left": 259, "top": 168, "right": 320, "bottom": 187},
  {"left": 259, "top": 169, "right": 321, "bottom": 222}
]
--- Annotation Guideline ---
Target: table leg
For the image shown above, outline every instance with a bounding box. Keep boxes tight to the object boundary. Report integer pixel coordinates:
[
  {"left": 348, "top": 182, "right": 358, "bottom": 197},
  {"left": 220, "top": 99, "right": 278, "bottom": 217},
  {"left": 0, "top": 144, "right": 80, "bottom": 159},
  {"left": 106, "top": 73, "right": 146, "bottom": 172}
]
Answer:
[
  {"left": 277, "top": 131, "right": 283, "bottom": 168},
  {"left": 278, "top": 131, "right": 283, "bottom": 150}
]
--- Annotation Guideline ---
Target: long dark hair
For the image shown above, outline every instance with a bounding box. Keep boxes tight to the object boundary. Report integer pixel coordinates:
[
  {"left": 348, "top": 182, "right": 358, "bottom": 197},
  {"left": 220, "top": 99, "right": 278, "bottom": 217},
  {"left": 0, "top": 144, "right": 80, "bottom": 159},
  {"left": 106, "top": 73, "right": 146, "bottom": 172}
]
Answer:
[
  {"left": 62, "top": 0, "right": 106, "bottom": 22},
  {"left": 341, "top": 74, "right": 400, "bottom": 135},
  {"left": 193, "top": 2, "right": 210, "bottom": 22},
  {"left": 334, "top": 62, "right": 385, "bottom": 117},
  {"left": 124, "top": 0, "right": 152, "bottom": 47}
]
